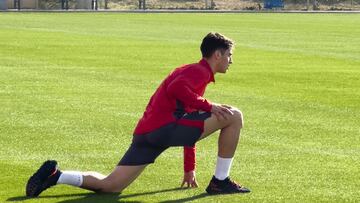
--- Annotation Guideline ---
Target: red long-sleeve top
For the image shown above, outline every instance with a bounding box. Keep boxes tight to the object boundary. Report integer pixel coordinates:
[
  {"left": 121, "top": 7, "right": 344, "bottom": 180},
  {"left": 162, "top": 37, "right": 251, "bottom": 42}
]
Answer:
[{"left": 134, "top": 59, "right": 215, "bottom": 172}]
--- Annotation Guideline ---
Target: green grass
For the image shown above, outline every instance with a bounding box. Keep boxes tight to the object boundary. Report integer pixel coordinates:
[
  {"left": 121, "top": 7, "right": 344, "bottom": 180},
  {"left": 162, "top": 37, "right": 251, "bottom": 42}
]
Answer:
[{"left": 0, "top": 13, "right": 359, "bottom": 202}]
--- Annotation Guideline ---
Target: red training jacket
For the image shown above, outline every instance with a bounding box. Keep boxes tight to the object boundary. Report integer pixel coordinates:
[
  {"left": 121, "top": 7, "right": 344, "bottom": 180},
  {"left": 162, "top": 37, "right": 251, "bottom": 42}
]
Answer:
[{"left": 134, "top": 59, "right": 215, "bottom": 172}]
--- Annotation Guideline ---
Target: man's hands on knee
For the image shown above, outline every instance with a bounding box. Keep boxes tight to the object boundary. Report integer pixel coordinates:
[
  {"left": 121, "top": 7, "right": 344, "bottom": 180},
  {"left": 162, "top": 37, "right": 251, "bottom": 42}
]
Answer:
[
  {"left": 211, "top": 103, "right": 234, "bottom": 121},
  {"left": 181, "top": 170, "right": 198, "bottom": 188}
]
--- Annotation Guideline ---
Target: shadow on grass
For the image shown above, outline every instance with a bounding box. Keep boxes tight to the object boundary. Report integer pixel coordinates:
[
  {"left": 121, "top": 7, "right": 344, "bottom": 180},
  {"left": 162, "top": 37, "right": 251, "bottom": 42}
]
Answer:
[
  {"left": 7, "top": 187, "right": 208, "bottom": 202},
  {"left": 159, "top": 193, "right": 208, "bottom": 203}
]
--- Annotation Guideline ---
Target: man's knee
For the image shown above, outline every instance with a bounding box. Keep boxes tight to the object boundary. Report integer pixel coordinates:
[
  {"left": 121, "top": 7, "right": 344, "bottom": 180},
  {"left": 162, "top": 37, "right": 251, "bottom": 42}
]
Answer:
[{"left": 230, "top": 107, "right": 244, "bottom": 128}]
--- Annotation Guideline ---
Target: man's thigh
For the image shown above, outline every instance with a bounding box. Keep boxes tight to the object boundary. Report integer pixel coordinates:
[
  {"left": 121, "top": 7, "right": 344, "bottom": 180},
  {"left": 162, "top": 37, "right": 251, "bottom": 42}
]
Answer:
[
  {"left": 147, "top": 111, "right": 212, "bottom": 147},
  {"left": 199, "top": 107, "right": 241, "bottom": 140},
  {"left": 118, "top": 135, "right": 168, "bottom": 166},
  {"left": 198, "top": 114, "right": 227, "bottom": 140}
]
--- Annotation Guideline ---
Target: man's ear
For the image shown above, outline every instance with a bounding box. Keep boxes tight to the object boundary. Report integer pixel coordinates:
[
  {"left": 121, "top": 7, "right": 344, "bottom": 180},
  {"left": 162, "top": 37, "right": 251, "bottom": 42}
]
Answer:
[{"left": 214, "top": 50, "right": 222, "bottom": 59}]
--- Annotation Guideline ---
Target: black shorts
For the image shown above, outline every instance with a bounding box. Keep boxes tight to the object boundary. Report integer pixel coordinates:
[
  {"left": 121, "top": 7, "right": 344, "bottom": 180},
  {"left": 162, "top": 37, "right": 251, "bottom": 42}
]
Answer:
[{"left": 118, "top": 111, "right": 211, "bottom": 166}]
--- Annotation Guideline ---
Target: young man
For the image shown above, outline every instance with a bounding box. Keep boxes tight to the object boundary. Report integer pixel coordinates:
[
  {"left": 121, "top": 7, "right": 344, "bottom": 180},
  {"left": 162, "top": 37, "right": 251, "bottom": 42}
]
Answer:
[{"left": 26, "top": 32, "right": 250, "bottom": 197}]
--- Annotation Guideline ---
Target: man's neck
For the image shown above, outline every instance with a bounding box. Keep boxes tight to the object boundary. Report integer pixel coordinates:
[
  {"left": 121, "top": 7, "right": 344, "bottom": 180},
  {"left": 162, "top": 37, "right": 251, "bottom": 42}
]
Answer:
[{"left": 203, "top": 58, "right": 217, "bottom": 74}]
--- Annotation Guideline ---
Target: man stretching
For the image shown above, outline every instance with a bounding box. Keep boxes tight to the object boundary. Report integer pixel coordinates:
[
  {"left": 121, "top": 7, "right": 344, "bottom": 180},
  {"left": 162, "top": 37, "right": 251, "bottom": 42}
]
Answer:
[{"left": 26, "top": 32, "right": 250, "bottom": 197}]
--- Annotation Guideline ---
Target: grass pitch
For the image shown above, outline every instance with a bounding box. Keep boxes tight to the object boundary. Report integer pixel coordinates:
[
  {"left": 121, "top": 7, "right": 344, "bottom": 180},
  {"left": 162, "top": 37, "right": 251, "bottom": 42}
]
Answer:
[{"left": 0, "top": 13, "right": 359, "bottom": 202}]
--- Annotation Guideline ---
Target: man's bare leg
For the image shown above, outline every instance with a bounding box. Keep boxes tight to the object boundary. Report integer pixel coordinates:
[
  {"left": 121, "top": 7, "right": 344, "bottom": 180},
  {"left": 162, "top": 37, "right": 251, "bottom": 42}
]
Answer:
[
  {"left": 199, "top": 107, "right": 243, "bottom": 158},
  {"left": 26, "top": 161, "right": 148, "bottom": 197},
  {"left": 80, "top": 164, "right": 147, "bottom": 193},
  {"left": 198, "top": 106, "right": 250, "bottom": 194}
]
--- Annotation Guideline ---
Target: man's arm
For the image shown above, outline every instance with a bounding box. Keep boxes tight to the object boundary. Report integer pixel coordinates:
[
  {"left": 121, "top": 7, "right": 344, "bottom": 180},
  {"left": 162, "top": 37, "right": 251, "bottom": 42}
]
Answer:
[
  {"left": 167, "top": 69, "right": 211, "bottom": 187},
  {"left": 166, "top": 69, "right": 212, "bottom": 112},
  {"left": 181, "top": 146, "right": 198, "bottom": 188},
  {"left": 184, "top": 146, "right": 195, "bottom": 172}
]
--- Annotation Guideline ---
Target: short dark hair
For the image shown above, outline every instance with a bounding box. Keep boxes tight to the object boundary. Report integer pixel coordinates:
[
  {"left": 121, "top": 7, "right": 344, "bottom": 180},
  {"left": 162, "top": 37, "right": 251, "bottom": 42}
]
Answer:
[{"left": 200, "top": 32, "right": 234, "bottom": 58}]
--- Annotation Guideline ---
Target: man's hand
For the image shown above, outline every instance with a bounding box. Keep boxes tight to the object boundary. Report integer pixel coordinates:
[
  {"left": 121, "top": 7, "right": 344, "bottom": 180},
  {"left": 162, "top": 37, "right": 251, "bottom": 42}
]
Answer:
[
  {"left": 211, "top": 103, "right": 234, "bottom": 121},
  {"left": 181, "top": 170, "right": 198, "bottom": 188}
]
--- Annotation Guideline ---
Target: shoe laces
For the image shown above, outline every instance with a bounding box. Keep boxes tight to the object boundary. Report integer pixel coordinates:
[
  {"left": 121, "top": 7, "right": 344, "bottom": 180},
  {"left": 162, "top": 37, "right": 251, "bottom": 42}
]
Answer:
[{"left": 227, "top": 178, "right": 242, "bottom": 188}]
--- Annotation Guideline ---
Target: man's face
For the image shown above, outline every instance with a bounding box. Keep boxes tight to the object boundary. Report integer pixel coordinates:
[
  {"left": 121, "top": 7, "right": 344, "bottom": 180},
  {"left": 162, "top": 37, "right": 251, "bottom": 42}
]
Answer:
[{"left": 216, "top": 48, "right": 233, "bottom": 73}]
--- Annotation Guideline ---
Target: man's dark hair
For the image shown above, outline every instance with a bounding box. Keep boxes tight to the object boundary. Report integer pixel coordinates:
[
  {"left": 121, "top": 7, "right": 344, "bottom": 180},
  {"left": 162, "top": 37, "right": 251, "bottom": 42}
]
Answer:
[{"left": 200, "top": 32, "right": 234, "bottom": 58}]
